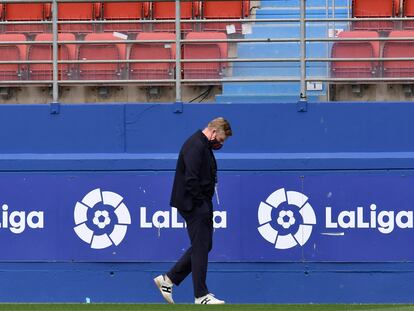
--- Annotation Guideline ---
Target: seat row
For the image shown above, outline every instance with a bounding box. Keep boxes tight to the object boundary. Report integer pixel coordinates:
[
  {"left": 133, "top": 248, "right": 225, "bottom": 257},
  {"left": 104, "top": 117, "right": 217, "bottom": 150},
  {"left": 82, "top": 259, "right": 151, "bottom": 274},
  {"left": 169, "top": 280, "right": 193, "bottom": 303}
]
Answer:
[
  {"left": 353, "top": 0, "right": 414, "bottom": 31},
  {"left": 331, "top": 30, "right": 414, "bottom": 79},
  {"left": 0, "top": 1, "right": 250, "bottom": 34},
  {"left": 0, "top": 32, "right": 228, "bottom": 82}
]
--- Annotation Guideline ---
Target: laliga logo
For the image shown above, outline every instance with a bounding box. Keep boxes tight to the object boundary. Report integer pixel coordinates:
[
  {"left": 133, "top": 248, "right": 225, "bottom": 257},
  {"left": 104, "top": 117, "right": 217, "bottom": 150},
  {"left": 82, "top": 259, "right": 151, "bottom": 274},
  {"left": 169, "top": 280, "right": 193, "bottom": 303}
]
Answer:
[
  {"left": 73, "top": 188, "right": 131, "bottom": 249},
  {"left": 257, "top": 188, "right": 316, "bottom": 249}
]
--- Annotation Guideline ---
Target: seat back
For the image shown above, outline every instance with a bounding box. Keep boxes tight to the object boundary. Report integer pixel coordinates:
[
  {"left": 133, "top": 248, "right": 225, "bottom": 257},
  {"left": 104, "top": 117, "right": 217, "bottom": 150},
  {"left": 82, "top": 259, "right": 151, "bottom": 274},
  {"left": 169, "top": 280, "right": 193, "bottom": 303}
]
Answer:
[
  {"left": 331, "top": 31, "right": 380, "bottom": 78},
  {"left": 129, "top": 32, "right": 175, "bottom": 80},
  {"left": 0, "top": 34, "right": 27, "bottom": 81},
  {"left": 152, "top": 1, "right": 194, "bottom": 32},
  {"left": 403, "top": 0, "right": 414, "bottom": 29},
  {"left": 183, "top": 32, "right": 227, "bottom": 79},
  {"left": 203, "top": 0, "right": 246, "bottom": 32},
  {"left": 204, "top": 0, "right": 243, "bottom": 18},
  {"left": 383, "top": 30, "right": 414, "bottom": 77},
  {"left": 352, "top": 0, "right": 394, "bottom": 31},
  {"left": 78, "top": 33, "right": 126, "bottom": 80},
  {"left": 28, "top": 33, "right": 76, "bottom": 81},
  {"left": 58, "top": 3, "right": 101, "bottom": 33},
  {"left": 185, "top": 32, "right": 228, "bottom": 58},
  {"left": 184, "top": 44, "right": 221, "bottom": 79},
  {"left": 102, "top": 2, "right": 143, "bottom": 33},
  {"left": 3, "top": 3, "right": 46, "bottom": 33}
]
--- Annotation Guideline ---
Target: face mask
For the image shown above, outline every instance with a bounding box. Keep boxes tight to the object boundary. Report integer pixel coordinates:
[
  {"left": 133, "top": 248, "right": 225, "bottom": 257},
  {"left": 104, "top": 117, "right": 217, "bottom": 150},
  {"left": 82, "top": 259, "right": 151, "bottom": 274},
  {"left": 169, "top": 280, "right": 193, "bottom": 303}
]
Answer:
[{"left": 209, "top": 139, "right": 223, "bottom": 150}]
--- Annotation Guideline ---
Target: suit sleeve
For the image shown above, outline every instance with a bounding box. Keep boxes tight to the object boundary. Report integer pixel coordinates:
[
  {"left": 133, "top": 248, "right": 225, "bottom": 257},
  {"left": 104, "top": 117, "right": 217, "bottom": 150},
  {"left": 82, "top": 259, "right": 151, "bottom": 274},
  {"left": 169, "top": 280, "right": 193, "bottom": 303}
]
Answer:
[{"left": 182, "top": 142, "right": 205, "bottom": 203}]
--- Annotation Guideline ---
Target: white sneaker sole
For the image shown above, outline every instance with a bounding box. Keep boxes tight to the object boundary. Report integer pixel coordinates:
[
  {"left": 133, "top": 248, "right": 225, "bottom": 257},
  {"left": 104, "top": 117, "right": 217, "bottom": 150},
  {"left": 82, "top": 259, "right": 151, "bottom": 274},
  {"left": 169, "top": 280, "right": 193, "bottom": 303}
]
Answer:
[
  {"left": 154, "top": 276, "right": 174, "bottom": 304},
  {"left": 195, "top": 301, "right": 225, "bottom": 305}
]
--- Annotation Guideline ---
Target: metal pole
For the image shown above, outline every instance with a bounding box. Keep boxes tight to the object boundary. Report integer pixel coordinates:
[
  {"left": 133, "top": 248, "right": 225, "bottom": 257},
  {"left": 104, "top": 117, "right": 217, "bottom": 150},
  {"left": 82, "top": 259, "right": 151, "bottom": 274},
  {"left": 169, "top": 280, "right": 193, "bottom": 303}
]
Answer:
[
  {"left": 329, "top": 0, "right": 336, "bottom": 101},
  {"left": 175, "top": 0, "right": 182, "bottom": 103},
  {"left": 52, "top": 0, "right": 58, "bottom": 103},
  {"left": 347, "top": 0, "right": 351, "bottom": 31},
  {"left": 332, "top": 0, "right": 335, "bottom": 35},
  {"left": 325, "top": 0, "right": 329, "bottom": 101},
  {"left": 299, "top": 0, "right": 307, "bottom": 101}
]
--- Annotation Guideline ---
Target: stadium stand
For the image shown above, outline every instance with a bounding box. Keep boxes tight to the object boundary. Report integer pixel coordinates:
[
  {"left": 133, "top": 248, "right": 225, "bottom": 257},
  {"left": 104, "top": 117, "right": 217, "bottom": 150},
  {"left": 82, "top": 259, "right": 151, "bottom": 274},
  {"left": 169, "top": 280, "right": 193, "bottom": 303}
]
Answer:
[
  {"left": 77, "top": 33, "right": 126, "bottom": 80},
  {"left": 28, "top": 33, "right": 77, "bottom": 81},
  {"left": 5, "top": 0, "right": 414, "bottom": 102},
  {"left": 0, "top": 33, "right": 27, "bottom": 81},
  {"left": 129, "top": 32, "right": 176, "bottom": 80},
  {"left": 331, "top": 31, "right": 380, "bottom": 78}
]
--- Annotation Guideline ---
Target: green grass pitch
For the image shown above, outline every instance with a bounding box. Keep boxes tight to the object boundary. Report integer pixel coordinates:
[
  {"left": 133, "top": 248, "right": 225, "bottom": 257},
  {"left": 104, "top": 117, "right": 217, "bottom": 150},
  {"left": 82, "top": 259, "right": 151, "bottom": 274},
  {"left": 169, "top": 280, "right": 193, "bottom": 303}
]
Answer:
[{"left": 0, "top": 305, "right": 412, "bottom": 311}]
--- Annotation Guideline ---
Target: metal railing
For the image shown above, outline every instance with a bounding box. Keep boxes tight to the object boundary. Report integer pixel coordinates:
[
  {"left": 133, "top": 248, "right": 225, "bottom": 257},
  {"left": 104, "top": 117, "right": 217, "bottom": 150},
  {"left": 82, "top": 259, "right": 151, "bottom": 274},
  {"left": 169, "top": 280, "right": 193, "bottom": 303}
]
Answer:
[{"left": 2, "top": 0, "right": 414, "bottom": 102}]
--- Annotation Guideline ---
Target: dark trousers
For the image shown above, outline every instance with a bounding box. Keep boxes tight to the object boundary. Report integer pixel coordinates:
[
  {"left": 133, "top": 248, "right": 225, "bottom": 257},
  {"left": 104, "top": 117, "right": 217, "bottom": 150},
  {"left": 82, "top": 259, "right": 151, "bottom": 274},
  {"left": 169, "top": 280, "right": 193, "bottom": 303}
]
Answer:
[{"left": 167, "top": 201, "right": 213, "bottom": 298}]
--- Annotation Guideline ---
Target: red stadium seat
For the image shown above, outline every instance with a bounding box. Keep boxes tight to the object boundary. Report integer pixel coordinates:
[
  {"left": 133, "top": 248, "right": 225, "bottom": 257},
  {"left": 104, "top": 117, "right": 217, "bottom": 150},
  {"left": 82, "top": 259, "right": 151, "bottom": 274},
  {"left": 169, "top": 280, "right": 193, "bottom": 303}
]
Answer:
[
  {"left": 102, "top": 2, "right": 149, "bottom": 33},
  {"left": 403, "top": 0, "right": 414, "bottom": 29},
  {"left": 202, "top": 0, "right": 250, "bottom": 32},
  {"left": 152, "top": 1, "right": 197, "bottom": 32},
  {"left": 58, "top": 2, "right": 101, "bottom": 33},
  {"left": 0, "top": 34, "right": 27, "bottom": 81},
  {"left": 183, "top": 32, "right": 228, "bottom": 79},
  {"left": 129, "top": 32, "right": 176, "bottom": 80},
  {"left": 78, "top": 33, "right": 126, "bottom": 80},
  {"left": 352, "top": 0, "right": 395, "bottom": 31},
  {"left": 27, "top": 33, "right": 76, "bottom": 81},
  {"left": 331, "top": 31, "right": 380, "bottom": 78},
  {"left": 2, "top": 3, "right": 48, "bottom": 33},
  {"left": 383, "top": 30, "right": 414, "bottom": 77}
]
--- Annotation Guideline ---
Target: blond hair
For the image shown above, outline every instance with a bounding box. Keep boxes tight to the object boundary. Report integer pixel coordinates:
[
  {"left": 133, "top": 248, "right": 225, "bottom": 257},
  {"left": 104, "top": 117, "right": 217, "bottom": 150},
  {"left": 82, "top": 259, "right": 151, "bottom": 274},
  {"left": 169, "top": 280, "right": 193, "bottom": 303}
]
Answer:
[{"left": 207, "top": 117, "right": 232, "bottom": 137}]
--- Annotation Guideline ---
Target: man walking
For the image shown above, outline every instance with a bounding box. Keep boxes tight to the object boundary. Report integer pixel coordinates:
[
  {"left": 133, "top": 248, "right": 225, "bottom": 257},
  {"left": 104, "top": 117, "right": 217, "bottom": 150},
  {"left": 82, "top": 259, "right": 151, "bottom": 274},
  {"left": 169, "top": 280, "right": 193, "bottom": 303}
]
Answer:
[{"left": 154, "top": 117, "right": 232, "bottom": 305}]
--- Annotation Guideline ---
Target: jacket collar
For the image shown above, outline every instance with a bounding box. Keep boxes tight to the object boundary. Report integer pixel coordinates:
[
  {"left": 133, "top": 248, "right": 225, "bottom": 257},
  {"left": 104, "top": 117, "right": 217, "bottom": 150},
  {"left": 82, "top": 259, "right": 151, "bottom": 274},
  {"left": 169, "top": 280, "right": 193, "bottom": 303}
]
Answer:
[{"left": 197, "top": 130, "right": 209, "bottom": 146}]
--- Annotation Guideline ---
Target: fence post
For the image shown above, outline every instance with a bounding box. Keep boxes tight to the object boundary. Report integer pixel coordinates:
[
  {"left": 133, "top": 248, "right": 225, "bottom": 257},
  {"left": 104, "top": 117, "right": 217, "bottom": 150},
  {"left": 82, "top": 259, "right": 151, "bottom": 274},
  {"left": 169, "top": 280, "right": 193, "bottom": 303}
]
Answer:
[
  {"left": 175, "top": 0, "right": 183, "bottom": 106},
  {"left": 51, "top": 0, "right": 60, "bottom": 113},
  {"left": 298, "top": 0, "right": 308, "bottom": 111}
]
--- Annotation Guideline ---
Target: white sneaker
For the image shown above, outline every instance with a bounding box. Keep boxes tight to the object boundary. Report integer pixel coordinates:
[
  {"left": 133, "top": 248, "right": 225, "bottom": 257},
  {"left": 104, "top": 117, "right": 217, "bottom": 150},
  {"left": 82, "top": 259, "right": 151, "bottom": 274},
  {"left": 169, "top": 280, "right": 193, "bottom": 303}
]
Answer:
[
  {"left": 195, "top": 293, "right": 225, "bottom": 304},
  {"left": 153, "top": 274, "right": 174, "bottom": 304}
]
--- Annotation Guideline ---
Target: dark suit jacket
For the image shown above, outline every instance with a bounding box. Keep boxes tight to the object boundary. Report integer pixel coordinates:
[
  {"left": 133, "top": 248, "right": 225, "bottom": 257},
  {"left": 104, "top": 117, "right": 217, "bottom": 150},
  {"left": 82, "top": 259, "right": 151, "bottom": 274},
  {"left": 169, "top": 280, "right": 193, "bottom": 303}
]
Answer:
[{"left": 170, "top": 130, "right": 217, "bottom": 212}]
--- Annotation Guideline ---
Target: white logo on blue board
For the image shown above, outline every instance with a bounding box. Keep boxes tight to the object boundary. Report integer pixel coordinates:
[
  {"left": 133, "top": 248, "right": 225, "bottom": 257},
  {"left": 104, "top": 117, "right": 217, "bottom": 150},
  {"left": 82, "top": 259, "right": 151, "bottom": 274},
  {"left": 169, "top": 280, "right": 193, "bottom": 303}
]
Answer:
[
  {"left": 257, "top": 188, "right": 316, "bottom": 249},
  {"left": 73, "top": 188, "right": 131, "bottom": 249}
]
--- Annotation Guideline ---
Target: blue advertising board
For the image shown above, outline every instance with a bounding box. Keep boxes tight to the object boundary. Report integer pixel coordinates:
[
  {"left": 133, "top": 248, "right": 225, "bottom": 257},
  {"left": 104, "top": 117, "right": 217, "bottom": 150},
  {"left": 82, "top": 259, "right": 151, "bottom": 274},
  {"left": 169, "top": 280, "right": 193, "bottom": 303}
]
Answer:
[{"left": 0, "top": 172, "right": 413, "bottom": 262}]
